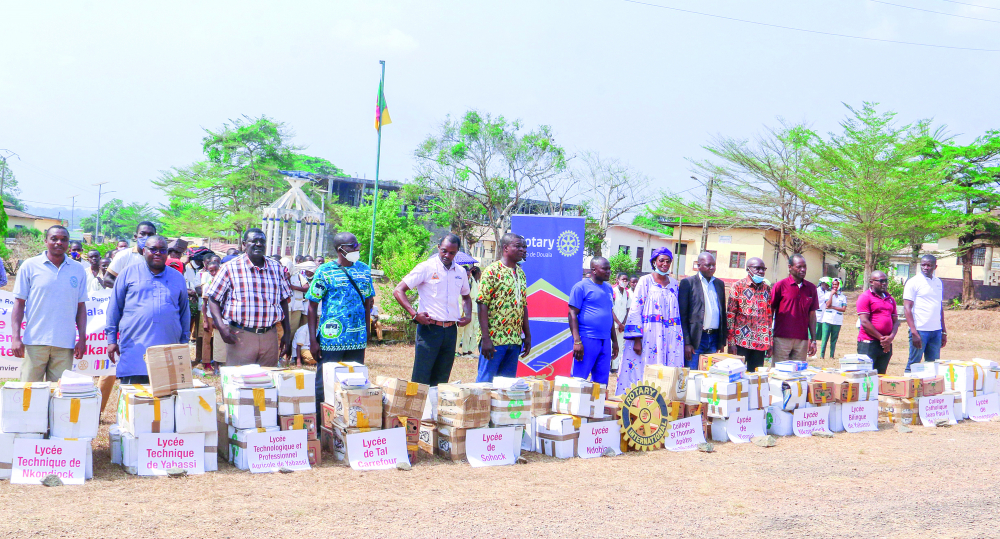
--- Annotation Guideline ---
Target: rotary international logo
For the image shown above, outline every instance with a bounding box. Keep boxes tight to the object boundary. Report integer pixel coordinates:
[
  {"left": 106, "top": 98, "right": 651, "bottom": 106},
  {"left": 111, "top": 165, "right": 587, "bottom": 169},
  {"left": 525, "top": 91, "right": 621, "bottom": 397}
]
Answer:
[
  {"left": 619, "top": 382, "right": 670, "bottom": 451},
  {"left": 555, "top": 230, "right": 580, "bottom": 257}
]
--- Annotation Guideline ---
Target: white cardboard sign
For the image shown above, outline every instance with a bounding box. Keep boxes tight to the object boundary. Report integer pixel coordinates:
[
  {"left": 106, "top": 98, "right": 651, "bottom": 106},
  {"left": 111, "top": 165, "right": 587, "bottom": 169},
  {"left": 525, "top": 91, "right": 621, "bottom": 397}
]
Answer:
[
  {"left": 727, "top": 409, "right": 766, "bottom": 443},
  {"left": 577, "top": 420, "right": 622, "bottom": 458},
  {"left": 72, "top": 289, "right": 116, "bottom": 376},
  {"left": 968, "top": 393, "right": 1000, "bottom": 422},
  {"left": 918, "top": 394, "right": 957, "bottom": 426},
  {"left": 665, "top": 415, "right": 706, "bottom": 451},
  {"left": 467, "top": 427, "right": 519, "bottom": 467},
  {"left": 11, "top": 438, "right": 88, "bottom": 485},
  {"left": 793, "top": 406, "right": 832, "bottom": 437},
  {"left": 137, "top": 433, "right": 206, "bottom": 476},
  {"left": 841, "top": 401, "right": 878, "bottom": 432},
  {"left": 346, "top": 427, "right": 408, "bottom": 470},
  {"left": 245, "top": 430, "right": 310, "bottom": 473}
]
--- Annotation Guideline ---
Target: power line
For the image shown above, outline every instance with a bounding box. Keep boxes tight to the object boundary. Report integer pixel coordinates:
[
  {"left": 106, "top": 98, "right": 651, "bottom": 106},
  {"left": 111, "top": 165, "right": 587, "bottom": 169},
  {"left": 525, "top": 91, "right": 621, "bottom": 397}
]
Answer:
[
  {"left": 622, "top": 0, "right": 1000, "bottom": 51},
  {"left": 935, "top": 0, "right": 1000, "bottom": 12},
  {"left": 15, "top": 198, "right": 99, "bottom": 209},
  {"left": 870, "top": 0, "right": 1000, "bottom": 24},
  {"left": 15, "top": 160, "right": 96, "bottom": 194}
]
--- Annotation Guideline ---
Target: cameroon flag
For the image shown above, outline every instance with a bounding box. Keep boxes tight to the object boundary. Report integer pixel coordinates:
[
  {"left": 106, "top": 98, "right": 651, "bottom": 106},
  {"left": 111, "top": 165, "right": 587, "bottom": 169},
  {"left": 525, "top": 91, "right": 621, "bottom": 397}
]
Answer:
[{"left": 375, "top": 80, "right": 391, "bottom": 131}]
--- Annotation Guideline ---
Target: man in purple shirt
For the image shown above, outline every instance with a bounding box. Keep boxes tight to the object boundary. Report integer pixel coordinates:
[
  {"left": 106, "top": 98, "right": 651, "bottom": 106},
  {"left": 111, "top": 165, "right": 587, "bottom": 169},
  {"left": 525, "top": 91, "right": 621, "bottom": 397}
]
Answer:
[
  {"left": 857, "top": 270, "right": 899, "bottom": 374},
  {"left": 770, "top": 254, "right": 820, "bottom": 362},
  {"left": 105, "top": 235, "right": 191, "bottom": 385}
]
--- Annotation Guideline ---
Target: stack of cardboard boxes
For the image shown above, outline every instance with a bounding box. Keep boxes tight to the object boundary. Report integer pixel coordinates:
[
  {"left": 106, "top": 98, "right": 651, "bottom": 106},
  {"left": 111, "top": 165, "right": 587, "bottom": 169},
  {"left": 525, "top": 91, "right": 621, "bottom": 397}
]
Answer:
[
  {"left": 536, "top": 376, "right": 607, "bottom": 459},
  {"left": 376, "top": 376, "right": 429, "bottom": 464},
  {"left": 318, "top": 362, "right": 383, "bottom": 462},
  {"left": 220, "top": 364, "right": 278, "bottom": 470},
  {"left": 435, "top": 382, "right": 491, "bottom": 461},
  {"left": 764, "top": 360, "right": 808, "bottom": 436},
  {"left": 699, "top": 357, "right": 755, "bottom": 442},
  {"left": 272, "top": 369, "right": 320, "bottom": 466},
  {"left": 114, "top": 344, "right": 217, "bottom": 474}
]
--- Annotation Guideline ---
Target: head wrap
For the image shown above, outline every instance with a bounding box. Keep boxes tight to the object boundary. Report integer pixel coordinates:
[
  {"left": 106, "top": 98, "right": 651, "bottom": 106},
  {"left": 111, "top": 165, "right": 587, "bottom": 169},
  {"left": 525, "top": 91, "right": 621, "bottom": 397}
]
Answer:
[
  {"left": 649, "top": 246, "right": 674, "bottom": 264},
  {"left": 819, "top": 276, "right": 833, "bottom": 286},
  {"left": 186, "top": 246, "right": 214, "bottom": 261}
]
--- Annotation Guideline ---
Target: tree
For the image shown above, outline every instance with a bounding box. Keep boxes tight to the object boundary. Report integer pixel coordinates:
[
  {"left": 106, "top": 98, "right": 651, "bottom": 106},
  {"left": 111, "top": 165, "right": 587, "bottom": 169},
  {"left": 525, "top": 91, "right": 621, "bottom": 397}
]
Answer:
[
  {"left": 0, "top": 159, "right": 25, "bottom": 211},
  {"left": 154, "top": 115, "right": 300, "bottom": 239},
  {"left": 608, "top": 252, "right": 637, "bottom": 277},
  {"left": 574, "top": 151, "right": 647, "bottom": 257},
  {"left": 415, "top": 111, "right": 567, "bottom": 248},
  {"left": 654, "top": 122, "right": 824, "bottom": 267},
  {"left": 917, "top": 129, "right": 1000, "bottom": 302},
  {"left": 333, "top": 191, "right": 431, "bottom": 271},
  {"left": 80, "top": 198, "right": 160, "bottom": 241},
  {"left": 796, "top": 103, "right": 949, "bottom": 290}
]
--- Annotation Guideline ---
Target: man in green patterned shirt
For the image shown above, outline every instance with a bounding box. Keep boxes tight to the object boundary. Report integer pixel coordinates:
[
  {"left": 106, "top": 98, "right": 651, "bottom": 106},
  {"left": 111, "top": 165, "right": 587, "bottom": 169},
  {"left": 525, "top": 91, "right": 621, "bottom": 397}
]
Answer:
[{"left": 476, "top": 232, "right": 532, "bottom": 382}]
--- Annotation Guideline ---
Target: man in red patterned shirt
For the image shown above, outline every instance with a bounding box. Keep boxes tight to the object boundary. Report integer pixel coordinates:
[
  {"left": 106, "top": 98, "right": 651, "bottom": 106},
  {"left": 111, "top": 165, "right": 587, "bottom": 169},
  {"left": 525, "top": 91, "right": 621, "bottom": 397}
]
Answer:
[
  {"left": 206, "top": 228, "right": 293, "bottom": 366},
  {"left": 726, "top": 257, "right": 772, "bottom": 373}
]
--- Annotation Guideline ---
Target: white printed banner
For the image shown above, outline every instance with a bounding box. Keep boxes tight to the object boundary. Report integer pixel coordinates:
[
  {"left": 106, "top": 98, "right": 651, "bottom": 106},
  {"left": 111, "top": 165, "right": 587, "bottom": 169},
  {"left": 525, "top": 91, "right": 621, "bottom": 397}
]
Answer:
[
  {"left": 665, "top": 415, "right": 706, "bottom": 451},
  {"left": 137, "top": 433, "right": 205, "bottom": 476},
  {"left": 11, "top": 438, "right": 88, "bottom": 485},
  {"left": 467, "top": 427, "right": 519, "bottom": 467}
]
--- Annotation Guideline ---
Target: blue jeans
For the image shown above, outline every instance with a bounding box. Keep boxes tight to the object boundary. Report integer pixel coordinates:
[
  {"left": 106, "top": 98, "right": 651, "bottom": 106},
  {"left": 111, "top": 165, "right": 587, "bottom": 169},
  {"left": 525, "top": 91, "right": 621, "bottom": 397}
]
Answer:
[
  {"left": 905, "top": 330, "right": 942, "bottom": 373},
  {"left": 687, "top": 331, "right": 718, "bottom": 370},
  {"left": 118, "top": 375, "right": 150, "bottom": 385},
  {"left": 476, "top": 344, "right": 521, "bottom": 383}
]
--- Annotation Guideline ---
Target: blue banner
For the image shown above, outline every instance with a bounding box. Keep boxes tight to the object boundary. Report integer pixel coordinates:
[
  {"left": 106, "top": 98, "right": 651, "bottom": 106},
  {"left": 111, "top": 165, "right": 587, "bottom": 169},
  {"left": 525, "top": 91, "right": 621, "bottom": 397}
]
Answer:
[{"left": 510, "top": 215, "right": 585, "bottom": 378}]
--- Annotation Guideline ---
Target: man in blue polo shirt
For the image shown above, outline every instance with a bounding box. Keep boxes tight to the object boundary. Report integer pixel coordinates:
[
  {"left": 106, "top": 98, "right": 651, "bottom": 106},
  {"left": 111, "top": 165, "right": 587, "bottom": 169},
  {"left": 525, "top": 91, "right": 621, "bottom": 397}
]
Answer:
[
  {"left": 11, "top": 225, "right": 88, "bottom": 382},
  {"left": 567, "top": 256, "right": 619, "bottom": 385}
]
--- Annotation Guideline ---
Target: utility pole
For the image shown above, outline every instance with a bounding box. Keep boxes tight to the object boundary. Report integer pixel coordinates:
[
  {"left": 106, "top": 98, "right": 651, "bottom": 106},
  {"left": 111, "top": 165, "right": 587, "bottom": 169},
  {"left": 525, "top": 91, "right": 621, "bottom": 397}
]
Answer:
[
  {"left": 676, "top": 215, "right": 684, "bottom": 280},
  {"left": 695, "top": 175, "right": 714, "bottom": 253},
  {"left": 93, "top": 181, "right": 108, "bottom": 243},
  {"left": 0, "top": 149, "right": 19, "bottom": 199},
  {"left": 68, "top": 195, "right": 79, "bottom": 233}
]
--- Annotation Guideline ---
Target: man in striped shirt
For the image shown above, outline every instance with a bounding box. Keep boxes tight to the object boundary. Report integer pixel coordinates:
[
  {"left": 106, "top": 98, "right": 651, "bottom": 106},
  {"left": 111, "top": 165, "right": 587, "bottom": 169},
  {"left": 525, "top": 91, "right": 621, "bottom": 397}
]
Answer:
[{"left": 206, "top": 228, "right": 292, "bottom": 366}]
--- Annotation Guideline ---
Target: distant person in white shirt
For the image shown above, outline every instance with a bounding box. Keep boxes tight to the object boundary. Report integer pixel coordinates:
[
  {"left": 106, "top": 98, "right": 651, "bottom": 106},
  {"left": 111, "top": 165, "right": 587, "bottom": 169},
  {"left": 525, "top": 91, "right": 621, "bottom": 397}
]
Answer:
[
  {"left": 818, "top": 278, "right": 846, "bottom": 359},
  {"left": 611, "top": 272, "right": 631, "bottom": 372},
  {"left": 392, "top": 234, "right": 472, "bottom": 386},
  {"left": 903, "top": 254, "right": 946, "bottom": 372}
]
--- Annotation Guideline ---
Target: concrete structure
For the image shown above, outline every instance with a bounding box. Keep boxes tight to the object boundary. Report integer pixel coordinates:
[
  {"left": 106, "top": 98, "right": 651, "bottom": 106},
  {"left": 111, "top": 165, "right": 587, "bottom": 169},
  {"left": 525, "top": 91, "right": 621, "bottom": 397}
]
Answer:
[
  {"left": 261, "top": 176, "right": 326, "bottom": 259},
  {"left": 604, "top": 221, "right": 830, "bottom": 283},
  {"left": 3, "top": 201, "right": 63, "bottom": 233}
]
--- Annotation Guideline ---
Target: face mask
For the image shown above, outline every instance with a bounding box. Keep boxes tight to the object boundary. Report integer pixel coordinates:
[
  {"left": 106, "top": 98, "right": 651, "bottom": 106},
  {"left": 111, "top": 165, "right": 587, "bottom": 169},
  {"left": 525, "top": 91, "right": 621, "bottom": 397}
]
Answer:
[
  {"left": 137, "top": 236, "right": 148, "bottom": 250},
  {"left": 751, "top": 274, "right": 765, "bottom": 284},
  {"left": 653, "top": 268, "right": 670, "bottom": 276},
  {"left": 344, "top": 250, "right": 361, "bottom": 263}
]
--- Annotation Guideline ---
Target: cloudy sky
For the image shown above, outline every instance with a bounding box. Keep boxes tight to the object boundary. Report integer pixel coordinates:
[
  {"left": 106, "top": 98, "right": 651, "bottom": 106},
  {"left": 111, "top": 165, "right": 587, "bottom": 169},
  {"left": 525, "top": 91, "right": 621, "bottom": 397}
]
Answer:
[{"left": 3, "top": 0, "right": 998, "bottom": 218}]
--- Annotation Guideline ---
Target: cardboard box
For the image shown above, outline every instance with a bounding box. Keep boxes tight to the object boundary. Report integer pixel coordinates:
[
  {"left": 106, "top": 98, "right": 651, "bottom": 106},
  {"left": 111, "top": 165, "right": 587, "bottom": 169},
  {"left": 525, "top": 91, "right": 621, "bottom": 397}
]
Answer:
[
  {"left": 279, "top": 413, "right": 318, "bottom": 441},
  {"left": 604, "top": 399, "right": 622, "bottom": 421},
  {"left": 700, "top": 379, "right": 750, "bottom": 418},
  {"left": 384, "top": 414, "right": 420, "bottom": 463},
  {"left": 666, "top": 401, "right": 686, "bottom": 422},
  {"left": 110, "top": 425, "right": 123, "bottom": 465},
  {"left": 643, "top": 366, "right": 689, "bottom": 401},
  {"left": 336, "top": 385, "right": 382, "bottom": 428},
  {"left": 272, "top": 370, "right": 317, "bottom": 416},
  {"left": 948, "top": 391, "right": 970, "bottom": 420},
  {"left": 322, "top": 361, "right": 369, "bottom": 405},
  {"left": 552, "top": 376, "right": 605, "bottom": 418},
  {"left": 49, "top": 394, "right": 100, "bottom": 439},
  {"left": 375, "top": 376, "right": 429, "bottom": 420},
  {"left": 144, "top": 344, "right": 194, "bottom": 397},
  {"left": 490, "top": 386, "right": 532, "bottom": 426},
  {"left": 746, "top": 373, "right": 770, "bottom": 410},
  {"left": 839, "top": 354, "right": 873, "bottom": 371},
  {"left": 915, "top": 375, "right": 945, "bottom": 397},
  {"left": 223, "top": 386, "right": 277, "bottom": 429},
  {"left": 422, "top": 386, "right": 438, "bottom": 422},
  {"left": 878, "top": 396, "right": 921, "bottom": 425},
  {"left": 826, "top": 402, "right": 844, "bottom": 432},
  {"left": 768, "top": 379, "right": 807, "bottom": 411},
  {"left": 526, "top": 378, "right": 554, "bottom": 416},
  {"left": 0, "top": 432, "right": 45, "bottom": 479},
  {"left": 438, "top": 383, "right": 490, "bottom": 428},
  {"left": 879, "top": 376, "right": 920, "bottom": 399},
  {"left": 320, "top": 402, "right": 337, "bottom": 430},
  {"left": 698, "top": 353, "right": 744, "bottom": 372},
  {"left": 320, "top": 426, "right": 335, "bottom": 455},
  {"left": 435, "top": 424, "right": 467, "bottom": 461},
  {"left": 307, "top": 439, "right": 322, "bottom": 466},
  {"left": 840, "top": 370, "right": 879, "bottom": 401},
  {"left": 216, "top": 408, "right": 230, "bottom": 461},
  {"left": 764, "top": 405, "right": 794, "bottom": 436},
  {"left": 175, "top": 381, "right": 218, "bottom": 433},
  {"left": 685, "top": 371, "right": 708, "bottom": 406},
  {"left": 807, "top": 379, "right": 836, "bottom": 406},
  {"left": 228, "top": 425, "right": 281, "bottom": 469},
  {"left": 939, "top": 361, "right": 987, "bottom": 395},
  {"left": 685, "top": 402, "right": 703, "bottom": 418},
  {"left": 418, "top": 421, "right": 437, "bottom": 456},
  {"left": 0, "top": 382, "right": 51, "bottom": 433},
  {"left": 536, "top": 414, "right": 587, "bottom": 459},
  {"left": 204, "top": 429, "right": 218, "bottom": 472},
  {"left": 118, "top": 388, "right": 176, "bottom": 435},
  {"left": 708, "top": 359, "right": 747, "bottom": 383}
]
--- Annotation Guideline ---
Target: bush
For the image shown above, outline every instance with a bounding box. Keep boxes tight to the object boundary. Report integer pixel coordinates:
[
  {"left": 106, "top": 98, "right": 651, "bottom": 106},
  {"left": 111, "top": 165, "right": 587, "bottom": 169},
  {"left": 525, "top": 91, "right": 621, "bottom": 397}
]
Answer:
[{"left": 608, "top": 252, "right": 637, "bottom": 277}]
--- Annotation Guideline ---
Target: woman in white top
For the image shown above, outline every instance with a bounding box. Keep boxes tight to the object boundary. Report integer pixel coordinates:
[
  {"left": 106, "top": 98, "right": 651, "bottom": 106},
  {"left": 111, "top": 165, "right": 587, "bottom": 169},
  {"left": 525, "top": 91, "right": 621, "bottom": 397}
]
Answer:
[{"left": 819, "top": 278, "right": 847, "bottom": 359}]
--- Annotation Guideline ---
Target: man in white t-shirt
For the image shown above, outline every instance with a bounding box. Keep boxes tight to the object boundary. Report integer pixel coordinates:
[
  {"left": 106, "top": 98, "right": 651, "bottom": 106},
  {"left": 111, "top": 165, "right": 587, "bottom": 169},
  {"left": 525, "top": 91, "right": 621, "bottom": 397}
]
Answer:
[
  {"left": 903, "top": 254, "right": 947, "bottom": 372},
  {"left": 291, "top": 323, "right": 314, "bottom": 367},
  {"left": 611, "top": 272, "right": 630, "bottom": 372},
  {"left": 103, "top": 222, "right": 157, "bottom": 288}
]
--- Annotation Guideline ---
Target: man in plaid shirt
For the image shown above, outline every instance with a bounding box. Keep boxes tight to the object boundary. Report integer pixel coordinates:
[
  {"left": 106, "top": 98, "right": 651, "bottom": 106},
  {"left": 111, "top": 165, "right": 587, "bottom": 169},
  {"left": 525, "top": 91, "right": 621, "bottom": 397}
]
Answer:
[
  {"left": 726, "top": 257, "right": 773, "bottom": 373},
  {"left": 206, "top": 228, "right": 292, "bottom": 366}
]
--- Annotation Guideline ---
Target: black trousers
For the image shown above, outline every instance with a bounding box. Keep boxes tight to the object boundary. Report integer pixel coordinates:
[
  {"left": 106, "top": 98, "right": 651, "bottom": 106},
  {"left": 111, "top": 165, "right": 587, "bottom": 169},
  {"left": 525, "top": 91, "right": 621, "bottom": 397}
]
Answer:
[
  {"left": 412, "top": 323, "right": 458, "bottom": 387},
  {"left": 316, "top": 348, "right": 367, "bottom": 404},
  {"left": 736, "top": 346, "right": 768, "bottom": 374},
  {"left": 858, "top": 341, "right": 892, "bottom": 375}
]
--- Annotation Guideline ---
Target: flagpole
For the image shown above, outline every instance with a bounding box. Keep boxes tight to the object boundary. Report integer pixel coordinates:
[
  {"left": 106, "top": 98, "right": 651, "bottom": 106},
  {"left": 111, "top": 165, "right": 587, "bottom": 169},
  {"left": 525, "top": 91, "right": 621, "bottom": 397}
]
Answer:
[{"left": 368, "top": 60, "right": 385, "bottom": 268}]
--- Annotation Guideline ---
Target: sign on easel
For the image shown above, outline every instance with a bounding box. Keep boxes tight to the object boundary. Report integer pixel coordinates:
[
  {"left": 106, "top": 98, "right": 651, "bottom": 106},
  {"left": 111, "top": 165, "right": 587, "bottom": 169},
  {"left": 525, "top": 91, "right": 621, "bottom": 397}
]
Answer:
[{"left": 11, "top": 438, "right": 88, "bottom": 485}]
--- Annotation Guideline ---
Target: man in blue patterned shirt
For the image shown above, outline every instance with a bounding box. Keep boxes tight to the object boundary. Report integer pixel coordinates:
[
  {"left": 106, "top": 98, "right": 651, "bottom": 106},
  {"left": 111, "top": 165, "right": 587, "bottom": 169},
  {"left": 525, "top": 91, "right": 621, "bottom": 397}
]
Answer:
[{"left": 306, "top": 232, "right": 374, "bottom": 403}]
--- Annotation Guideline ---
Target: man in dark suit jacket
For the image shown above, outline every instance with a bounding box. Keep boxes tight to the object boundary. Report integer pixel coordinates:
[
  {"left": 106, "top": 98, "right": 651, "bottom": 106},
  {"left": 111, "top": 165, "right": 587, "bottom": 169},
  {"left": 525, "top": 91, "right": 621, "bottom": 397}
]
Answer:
[{"left": 678, "top": 252, "right": 727, "bottom": 370}]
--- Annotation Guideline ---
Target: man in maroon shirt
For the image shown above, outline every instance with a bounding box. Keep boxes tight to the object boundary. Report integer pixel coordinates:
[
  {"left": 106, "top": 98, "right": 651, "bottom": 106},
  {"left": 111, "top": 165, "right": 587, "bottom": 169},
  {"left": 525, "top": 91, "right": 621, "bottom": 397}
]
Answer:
[
  {"left": 770, "top": 254, "right": 819, "bottom": 362},
  {"left": 856, "top": 270, "right": 899, "bottom": 374}
]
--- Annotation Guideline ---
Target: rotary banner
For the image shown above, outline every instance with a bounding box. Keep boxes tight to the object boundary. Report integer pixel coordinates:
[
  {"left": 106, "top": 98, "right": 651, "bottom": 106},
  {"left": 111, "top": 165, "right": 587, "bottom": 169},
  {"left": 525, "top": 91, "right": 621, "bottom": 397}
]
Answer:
[{"left": 510, "top": 215, "right": 585, "bottom": 379}]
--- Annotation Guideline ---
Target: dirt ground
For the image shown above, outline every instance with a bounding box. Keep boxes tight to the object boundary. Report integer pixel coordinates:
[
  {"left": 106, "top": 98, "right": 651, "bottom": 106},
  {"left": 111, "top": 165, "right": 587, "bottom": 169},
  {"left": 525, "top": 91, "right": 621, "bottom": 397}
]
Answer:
[{"left": 2, "top": 307, "right": 999, "bottom": 538}]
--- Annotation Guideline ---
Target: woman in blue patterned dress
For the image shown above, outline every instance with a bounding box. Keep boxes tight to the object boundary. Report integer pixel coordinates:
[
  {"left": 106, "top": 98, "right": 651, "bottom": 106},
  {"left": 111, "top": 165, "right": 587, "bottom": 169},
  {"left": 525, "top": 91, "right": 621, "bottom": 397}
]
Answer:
[{"left": 615, "top": 247, "right": 684, "bottom": 395}]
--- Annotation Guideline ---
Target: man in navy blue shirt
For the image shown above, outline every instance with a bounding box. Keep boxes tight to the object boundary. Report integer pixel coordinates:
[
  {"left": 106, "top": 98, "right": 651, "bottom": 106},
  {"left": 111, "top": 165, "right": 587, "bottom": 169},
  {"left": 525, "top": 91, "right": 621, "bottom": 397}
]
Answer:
[{"left": 567, "top": 257, "right": 619, "bottom": 385}]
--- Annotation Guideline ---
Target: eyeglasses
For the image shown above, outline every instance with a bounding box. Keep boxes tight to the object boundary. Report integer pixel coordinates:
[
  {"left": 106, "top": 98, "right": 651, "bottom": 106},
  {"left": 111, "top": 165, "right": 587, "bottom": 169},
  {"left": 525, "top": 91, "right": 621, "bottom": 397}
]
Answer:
[
  {"left": 146, "top": 248, "right": 168, "bottom": 255},
  {"left": 871, "top": 279, "right": 888, "bottom": 283}
]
